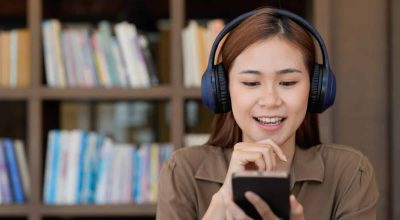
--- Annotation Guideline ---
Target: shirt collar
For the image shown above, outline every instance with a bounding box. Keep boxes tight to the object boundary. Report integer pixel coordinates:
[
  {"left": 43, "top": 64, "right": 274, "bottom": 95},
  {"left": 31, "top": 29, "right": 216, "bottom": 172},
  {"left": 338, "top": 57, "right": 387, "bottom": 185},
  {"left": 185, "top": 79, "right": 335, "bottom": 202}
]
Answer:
[
  {"left": 290, "top": 145, "right": 325, "bottom": 189},
  {"left": 194, "top": 145, "right": 325, "bottom": 187},
  {"left": 194, "top": 146, "right": 232, "bottom": 184}
]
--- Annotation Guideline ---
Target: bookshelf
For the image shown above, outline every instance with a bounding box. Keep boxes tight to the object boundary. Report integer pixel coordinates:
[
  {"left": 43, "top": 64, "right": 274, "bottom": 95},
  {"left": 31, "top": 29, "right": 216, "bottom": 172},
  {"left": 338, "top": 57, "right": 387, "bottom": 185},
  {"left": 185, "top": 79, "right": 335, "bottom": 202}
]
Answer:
[{"left": 0, "top": 0, "right": 307, "bottom": 219}]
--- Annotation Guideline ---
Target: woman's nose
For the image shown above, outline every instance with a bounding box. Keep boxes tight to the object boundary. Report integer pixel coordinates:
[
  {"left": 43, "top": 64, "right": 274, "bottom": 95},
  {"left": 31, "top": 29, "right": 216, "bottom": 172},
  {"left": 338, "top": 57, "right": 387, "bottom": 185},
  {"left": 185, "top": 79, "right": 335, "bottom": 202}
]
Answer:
[{"left": 257, "top": 87, "right": 282, "bottom": 107}]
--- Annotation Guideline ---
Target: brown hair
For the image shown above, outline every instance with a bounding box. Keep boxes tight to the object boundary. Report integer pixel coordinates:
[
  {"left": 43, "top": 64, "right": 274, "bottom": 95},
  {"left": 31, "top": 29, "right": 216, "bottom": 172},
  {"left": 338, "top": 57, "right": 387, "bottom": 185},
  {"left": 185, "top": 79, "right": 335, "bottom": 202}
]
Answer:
[{"left": 206, "top": 7, "right": 321, "bottom": 149}]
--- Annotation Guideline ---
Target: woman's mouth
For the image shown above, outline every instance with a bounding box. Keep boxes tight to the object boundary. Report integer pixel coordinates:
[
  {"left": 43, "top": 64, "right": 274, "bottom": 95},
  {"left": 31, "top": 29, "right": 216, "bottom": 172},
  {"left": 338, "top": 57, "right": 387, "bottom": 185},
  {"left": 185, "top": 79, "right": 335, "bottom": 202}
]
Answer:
[
  {"left": 253, "top": 116, "right": 286, "bottom": 131},
  {"left": 254, "top": 117, "right": 286, "bottom": 124}
]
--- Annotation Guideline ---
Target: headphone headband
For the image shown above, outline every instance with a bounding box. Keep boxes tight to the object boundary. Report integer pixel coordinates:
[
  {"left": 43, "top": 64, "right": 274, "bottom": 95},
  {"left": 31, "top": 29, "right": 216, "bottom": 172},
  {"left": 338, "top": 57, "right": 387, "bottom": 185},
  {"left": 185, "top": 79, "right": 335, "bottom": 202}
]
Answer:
[{"left": 208, "top": 9, "right": 331, "bottom": 72}]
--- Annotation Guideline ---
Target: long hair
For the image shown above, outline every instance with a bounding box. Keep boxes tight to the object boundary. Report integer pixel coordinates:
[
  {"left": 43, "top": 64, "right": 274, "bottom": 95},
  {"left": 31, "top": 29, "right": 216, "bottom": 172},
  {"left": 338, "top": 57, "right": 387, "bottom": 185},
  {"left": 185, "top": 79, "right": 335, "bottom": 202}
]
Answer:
[{"left": 206, "top": 7, "right": 321, "bottom": 149}]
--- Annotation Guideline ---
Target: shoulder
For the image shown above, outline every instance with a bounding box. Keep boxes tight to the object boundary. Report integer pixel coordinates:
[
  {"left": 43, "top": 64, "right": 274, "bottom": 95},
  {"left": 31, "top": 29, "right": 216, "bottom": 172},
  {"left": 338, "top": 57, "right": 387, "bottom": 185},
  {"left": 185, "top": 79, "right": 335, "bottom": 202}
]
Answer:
[
  {"left": 313, "top": 144, "right": 379, "bottom": 215},
  {"left": 166, "top": 145, "right": 226, "bottom": 173},
  {"left": 314, "top": 144, "right": 376, "bottom": 192},
  {"left": 315, "top": 143, "right": 373, "bottom": 171}
]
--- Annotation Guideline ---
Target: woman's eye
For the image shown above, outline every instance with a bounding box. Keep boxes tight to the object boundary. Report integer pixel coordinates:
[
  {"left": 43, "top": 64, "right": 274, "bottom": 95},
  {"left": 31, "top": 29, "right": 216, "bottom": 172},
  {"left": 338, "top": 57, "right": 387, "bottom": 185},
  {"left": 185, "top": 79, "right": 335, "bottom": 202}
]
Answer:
[
  {"left": 279, "top": 81, "right": 297, "bottom": 87},
  {"left": 242, "top": 82, "right": 260, "bottom": 87}
]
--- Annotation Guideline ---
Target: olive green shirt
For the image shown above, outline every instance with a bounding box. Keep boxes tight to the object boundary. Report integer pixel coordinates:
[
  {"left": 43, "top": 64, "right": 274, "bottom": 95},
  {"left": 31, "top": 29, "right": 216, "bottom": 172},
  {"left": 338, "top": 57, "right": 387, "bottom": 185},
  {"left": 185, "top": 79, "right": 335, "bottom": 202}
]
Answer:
[{"left": 156, "top": 144, "right": 378, "bottom": 219}]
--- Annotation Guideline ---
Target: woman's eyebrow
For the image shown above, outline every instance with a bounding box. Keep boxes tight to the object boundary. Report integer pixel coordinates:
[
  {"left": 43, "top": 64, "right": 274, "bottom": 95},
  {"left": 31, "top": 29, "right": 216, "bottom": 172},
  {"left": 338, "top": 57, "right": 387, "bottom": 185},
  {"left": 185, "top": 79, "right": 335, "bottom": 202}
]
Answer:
[
  {"left": 238, "top": 68, "right": 303, "bottom": 75},
  {"left": 276, "top": 68, "right": 303, "bottom": 74},
  {"left": 238, "top": 70, "right": 261, "bottom": 74}
]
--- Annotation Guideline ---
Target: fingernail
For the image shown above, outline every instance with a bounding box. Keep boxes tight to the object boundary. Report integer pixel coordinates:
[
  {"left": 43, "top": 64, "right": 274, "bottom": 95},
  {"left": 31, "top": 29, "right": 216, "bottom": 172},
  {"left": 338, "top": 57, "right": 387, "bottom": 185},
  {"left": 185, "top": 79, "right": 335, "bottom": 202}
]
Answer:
[{"left": 244, "top": 191, "right": 254, "bottom": 199}]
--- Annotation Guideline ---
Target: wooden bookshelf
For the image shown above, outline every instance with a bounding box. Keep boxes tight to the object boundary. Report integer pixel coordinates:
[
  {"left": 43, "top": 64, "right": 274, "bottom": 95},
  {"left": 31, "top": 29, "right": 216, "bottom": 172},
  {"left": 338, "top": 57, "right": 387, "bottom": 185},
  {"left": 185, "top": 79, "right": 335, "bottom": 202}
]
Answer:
[
  {"left": 40, "top": 204, "right": 157, "bottom": 216},
  {"left": 0, "top": 205, "right": 30, "bottom": 216},
  {"left": 38, "top": 87, "right": 175, "bottom": 100},
  {"left": 0, "top": 0, "right": 307, "bottom": 219},
  {"left": 0, "top": 88, "right": 30, "bottom": 99}
]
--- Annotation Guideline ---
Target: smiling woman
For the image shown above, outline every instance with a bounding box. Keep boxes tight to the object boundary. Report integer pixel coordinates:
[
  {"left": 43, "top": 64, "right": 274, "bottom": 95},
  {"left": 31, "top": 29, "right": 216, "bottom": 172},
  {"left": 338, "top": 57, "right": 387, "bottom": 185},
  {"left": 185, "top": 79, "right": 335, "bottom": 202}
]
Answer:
[
  {"left": 229, "top": 37, "right": 310, "bottom": 150},
  {"left": 157, "top": 7, "right": 378, "bottom": 220}
]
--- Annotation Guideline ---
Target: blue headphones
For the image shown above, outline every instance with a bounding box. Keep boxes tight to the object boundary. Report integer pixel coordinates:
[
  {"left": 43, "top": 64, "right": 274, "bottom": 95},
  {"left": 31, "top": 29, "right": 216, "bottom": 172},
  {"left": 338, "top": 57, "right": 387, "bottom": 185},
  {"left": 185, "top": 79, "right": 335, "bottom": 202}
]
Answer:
[{"left": 201, "top": 8, "right": 336, "bottom": 114}]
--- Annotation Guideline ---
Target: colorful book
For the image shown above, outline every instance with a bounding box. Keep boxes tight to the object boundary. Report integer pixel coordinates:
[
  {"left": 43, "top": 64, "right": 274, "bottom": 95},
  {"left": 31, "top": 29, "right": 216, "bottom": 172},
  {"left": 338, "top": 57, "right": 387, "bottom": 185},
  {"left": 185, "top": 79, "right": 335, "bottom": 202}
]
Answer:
[
  {"left": 0, "top": 140, "right": 12, "bottom": 203},
  {"left": 13, "top": 140, "right": 30, "bottom": 200},
  {"left": 3, "top": 138, "right": 24, "bottom": 203}
]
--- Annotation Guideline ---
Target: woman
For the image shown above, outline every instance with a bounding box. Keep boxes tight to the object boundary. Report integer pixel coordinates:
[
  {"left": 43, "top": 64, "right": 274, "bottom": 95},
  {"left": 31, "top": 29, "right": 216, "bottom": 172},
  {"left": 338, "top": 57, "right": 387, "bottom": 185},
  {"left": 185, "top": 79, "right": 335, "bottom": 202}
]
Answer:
[{"left": 157, "top": 7, "right": 378, "bottom": 220}]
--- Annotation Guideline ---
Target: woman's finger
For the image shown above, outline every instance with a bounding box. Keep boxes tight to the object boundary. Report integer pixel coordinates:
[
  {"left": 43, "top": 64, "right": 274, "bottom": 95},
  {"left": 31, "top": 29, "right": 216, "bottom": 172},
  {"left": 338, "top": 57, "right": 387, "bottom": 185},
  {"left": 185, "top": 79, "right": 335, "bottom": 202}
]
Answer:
[
  {"left": 290, "top": 195, "right": 305, "bottom": 220},
  {"left": 245, "top": 191, "right": 277, "bottom": 219},
  {"left": 234, "top": 150, "right": 266, "bottom": 171},
  {"left": 269, "top": 149, "right": 277, "bottom": 170},
  {"left": 257, "top": 139, "right": 288, "bottom": 162},
  {"left": 226, "top": 209, "right": 234, "bottom": 220},
  {"left": 234, "top": 145, "right": 276, "bottom": 171},
  {"left": 223, "top": 190, "right": 252, "bottom": 220}
]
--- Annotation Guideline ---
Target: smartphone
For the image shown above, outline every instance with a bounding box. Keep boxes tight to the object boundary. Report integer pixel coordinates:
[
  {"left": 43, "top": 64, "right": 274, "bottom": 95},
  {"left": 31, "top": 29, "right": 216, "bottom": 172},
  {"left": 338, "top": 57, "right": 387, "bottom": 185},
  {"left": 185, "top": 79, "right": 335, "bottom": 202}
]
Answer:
[{"left": 232, "top": 171, "right": 290, "bottom": 220}]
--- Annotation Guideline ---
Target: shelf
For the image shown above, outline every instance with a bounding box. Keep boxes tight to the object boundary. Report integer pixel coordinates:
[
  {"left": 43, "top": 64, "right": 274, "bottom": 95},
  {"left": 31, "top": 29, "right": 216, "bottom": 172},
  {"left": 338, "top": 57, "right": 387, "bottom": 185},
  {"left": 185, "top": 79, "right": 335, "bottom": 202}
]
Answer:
[
  {"left": 0, "top": 88, "right": 30, "bottom": 100},
  {"left": 0, "top": 87, "right": 203, "bottom": 100},
  {"left": 38, "top": 86, "right": 173, "bottom": 100},
  {"left": 40, "top": 204, "right": 157, "bottom": 217},
  {"left": 0, "top": 204, "right": 30, "bottom": 216},
  {"left": 182, "top": 87, "right": 202, "bottom": 99}
]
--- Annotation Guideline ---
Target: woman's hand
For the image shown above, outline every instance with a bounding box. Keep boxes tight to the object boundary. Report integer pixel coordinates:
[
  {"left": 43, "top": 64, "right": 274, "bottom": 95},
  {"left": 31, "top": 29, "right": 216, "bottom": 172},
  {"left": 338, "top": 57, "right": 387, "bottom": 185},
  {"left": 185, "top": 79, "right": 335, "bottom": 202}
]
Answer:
[
  {"left": 203, "top": 139, "right": 288, "bottom": 220},
  {"left": 221, "top": 139, "right": 288, "bottom": 194},
  {"left": 223, "top": 190, "right": 305, "bottom": 220}
]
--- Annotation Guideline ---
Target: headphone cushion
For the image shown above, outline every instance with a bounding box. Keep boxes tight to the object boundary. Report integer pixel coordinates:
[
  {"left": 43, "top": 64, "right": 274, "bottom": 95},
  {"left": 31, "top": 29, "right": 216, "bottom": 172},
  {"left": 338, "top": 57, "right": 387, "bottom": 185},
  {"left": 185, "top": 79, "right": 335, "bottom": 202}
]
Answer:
[
  {"left": 201, "top": 68, "right": 218, "bottom": 113},
  {"left": 215, "top": 64, "right": 231, "bottom": 113},
  {"left": 309, "top": 64, "right": 323, "bottom": 113}
]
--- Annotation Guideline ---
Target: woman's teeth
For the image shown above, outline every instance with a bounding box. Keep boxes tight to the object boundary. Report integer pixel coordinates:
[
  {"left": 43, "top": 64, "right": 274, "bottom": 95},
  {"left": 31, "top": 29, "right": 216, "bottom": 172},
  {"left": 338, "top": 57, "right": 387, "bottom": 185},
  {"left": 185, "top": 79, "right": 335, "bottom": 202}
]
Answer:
[{"left": 255, "top": 117, "right": 284, "bottom": 125}]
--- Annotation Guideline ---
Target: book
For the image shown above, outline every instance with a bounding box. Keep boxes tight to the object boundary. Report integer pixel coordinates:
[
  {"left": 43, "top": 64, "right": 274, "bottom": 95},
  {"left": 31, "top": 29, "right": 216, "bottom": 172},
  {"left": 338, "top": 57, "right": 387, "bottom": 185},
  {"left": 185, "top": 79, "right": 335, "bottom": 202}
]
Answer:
[
  {"left": 42, "top": 21, "right": 57, "bottom": 87},
  {"left": 0, "top": 140, "right": 12, "bottom": 204},
  {"left": 16, "top": 29, "right": 30, "bottom": 87},
  {"left": 3, "top": 138, "right": 25, "bottom": 203},
  {"left": 9, "top": 30, "right": 18, "bottom": 88},
  {"left": 43, "top": 130, "right": 56, "bottom": 204},
  {"left": 0, "top": 31, "right": 10, "bottom": 88},
  {"left": 64, "top": 130, "right": 82, "bottom": 204},
  {"left": 110, "top": 38, "right": 128, "bottom": 87},
  {"left": 13, "top": 140, "right": 30, "bottom": 200},
  {"left": 51, "top": 20, "right": 67, "bottom": 87},
  {"left": 61, "top": 30, "right": 78, "bottom": 87},
  {"left": 92, "top": 30, "right": 112, "bottom": 87},
  {"left": 99, "top": 21, "right": 121, "bottom": 87}
]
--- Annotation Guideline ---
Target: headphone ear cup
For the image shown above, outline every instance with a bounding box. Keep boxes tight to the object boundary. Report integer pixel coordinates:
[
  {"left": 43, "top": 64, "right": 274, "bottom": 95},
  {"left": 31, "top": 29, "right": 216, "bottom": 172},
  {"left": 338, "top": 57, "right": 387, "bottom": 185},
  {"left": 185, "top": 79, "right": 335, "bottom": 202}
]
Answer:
[
  {"left": 308, "top": 64, "right": 323, "bottom": 113},
  {"left": 214, "top": 64, "right": 231, "bottom": 113},
  {"left": 308, "top": 64, "right": 337, "bottom": 113},
  {"left": 201, "top": 66, "right": 218, "bottom": 113},
  {"left": 201, "top": 64, "right": 231, "bottom": 113}
]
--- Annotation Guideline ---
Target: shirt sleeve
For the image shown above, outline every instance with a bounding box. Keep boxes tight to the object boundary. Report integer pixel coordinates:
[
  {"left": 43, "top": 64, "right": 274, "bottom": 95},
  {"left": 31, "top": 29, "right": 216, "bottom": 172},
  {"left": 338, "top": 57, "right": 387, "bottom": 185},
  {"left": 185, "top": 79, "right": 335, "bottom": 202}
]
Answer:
[
  {"left": 336, "top": 155, "right": 379, "bottom": 220},
  {"left": 156, "top": 152, "right": 197, "bottom": 220}
]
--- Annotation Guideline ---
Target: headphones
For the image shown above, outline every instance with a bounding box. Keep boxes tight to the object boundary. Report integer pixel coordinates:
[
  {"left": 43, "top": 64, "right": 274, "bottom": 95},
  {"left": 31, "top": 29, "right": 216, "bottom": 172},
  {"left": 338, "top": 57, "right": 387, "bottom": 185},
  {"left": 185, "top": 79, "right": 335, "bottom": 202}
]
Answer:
[{"left": 201, "top": 8, "right": 336, "bottom": 114}]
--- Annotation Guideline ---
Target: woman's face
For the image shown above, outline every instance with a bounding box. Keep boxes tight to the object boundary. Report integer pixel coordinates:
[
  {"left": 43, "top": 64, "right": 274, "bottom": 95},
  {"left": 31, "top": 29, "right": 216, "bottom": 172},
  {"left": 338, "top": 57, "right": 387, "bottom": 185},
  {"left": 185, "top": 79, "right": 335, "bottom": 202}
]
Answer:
[{"left": 229, "top": 37, "right": 310, "bottom": 148}]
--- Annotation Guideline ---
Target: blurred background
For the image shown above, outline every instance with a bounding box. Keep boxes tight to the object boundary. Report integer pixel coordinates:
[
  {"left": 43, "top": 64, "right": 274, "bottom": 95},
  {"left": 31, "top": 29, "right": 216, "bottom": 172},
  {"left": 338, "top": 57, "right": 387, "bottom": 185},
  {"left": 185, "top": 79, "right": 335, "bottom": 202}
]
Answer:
[{"left": 0, "top": 0, "right": 398, "bottom": 219}]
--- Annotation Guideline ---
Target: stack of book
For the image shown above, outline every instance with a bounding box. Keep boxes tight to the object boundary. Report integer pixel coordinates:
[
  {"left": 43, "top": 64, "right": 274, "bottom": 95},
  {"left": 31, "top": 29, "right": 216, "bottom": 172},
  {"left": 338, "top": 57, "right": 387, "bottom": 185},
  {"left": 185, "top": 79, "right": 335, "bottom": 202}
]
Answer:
[
  {"left": 43, "top": 129, "right": 173, "bottom": 204},
  {"left": 0, "top": 29, "right": 30, "bottom": 88},
  {"left": 42, "top": 20, "right": 159, "bottom": 88},
  {"left": 0, "top": 138, "right": 29, "bottom": 204}
]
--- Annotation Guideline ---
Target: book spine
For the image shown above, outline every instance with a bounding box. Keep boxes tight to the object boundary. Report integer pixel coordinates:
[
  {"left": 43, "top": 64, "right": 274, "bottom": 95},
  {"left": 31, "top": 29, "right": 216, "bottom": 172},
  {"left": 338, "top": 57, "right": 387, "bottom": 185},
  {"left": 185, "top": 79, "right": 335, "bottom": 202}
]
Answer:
[
  {"left": 0, "top": 140, "right": 12, "bottom": 203},
  {"left": 61, "top": 30, "right": 78, "bottom": 87},
  {"left": 42, "top": 21, "right": 57, "bottom": 87},
  {"left": 13, "top": 140, "right": 30, "bottom": 200},
  {"left": 9, "top": 30, "right": 18, "bottom": 88},
  {"left": 99, "top": 21, "right": 120, "bottom": 87},
  {"left": 3, "top": 138, "right": 25, "bottom": 204},
  {"left": 77, "top": 130, "right": 88, "bottom": 203}
]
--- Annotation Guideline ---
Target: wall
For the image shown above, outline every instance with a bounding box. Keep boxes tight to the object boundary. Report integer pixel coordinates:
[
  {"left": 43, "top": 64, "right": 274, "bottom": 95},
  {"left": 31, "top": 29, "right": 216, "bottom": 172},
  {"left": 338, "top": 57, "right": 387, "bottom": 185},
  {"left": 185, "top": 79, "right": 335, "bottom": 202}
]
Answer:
[
  {"left": 390, "top": 0, "right": 400, "bottom": 218},
  {"left": 313, "top": 0, "right": 393, "bottom": 219}
]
